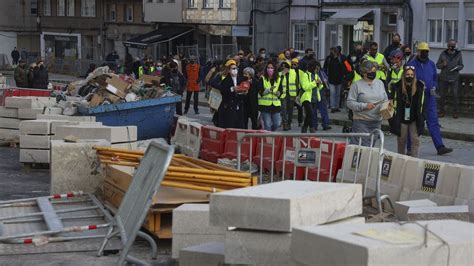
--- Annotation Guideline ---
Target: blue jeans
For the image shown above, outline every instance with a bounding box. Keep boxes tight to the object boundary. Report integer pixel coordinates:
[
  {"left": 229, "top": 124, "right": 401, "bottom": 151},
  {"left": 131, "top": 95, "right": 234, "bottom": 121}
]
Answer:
[
  {"left": 311, "top": 94, "right": 330, "bottom": 129},
  {"left": 261, "top": 111, "right": 281, "bottom": 131},
  {"left": 329, "top": 83, "right": 342, "bottom": 109}
]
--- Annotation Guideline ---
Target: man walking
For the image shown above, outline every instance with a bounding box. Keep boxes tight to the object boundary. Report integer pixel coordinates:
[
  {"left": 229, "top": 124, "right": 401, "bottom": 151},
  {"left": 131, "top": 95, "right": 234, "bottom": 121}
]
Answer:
[
  {"left": 407, "top": 42, "right": 453, "bottom": 155},
  {"left": 436, "top": 39, "right": 464, "bottom": 119},
  {"left": 184, "top": 56, "right": 201, "bottom": 115},
  {"left": 323, "top": 47, "right": 345, "bottom": 113},
  {"left": 11, "top": 47, "right": 20, "bottom": 65}
]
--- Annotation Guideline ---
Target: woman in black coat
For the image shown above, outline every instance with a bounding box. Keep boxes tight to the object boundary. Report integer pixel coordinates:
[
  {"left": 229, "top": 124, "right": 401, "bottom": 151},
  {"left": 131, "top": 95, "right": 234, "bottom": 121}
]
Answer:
[
  {"left": 388, "top": 66, "right": 425, "bottom": 157},
  {"left": 215, "top": 60, "right": 245, "bottom": 129}
]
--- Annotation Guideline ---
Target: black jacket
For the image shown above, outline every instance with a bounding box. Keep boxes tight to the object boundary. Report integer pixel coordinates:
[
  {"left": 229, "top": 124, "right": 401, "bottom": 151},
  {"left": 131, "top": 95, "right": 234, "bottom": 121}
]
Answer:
[
  {"left": 323, "top": 55, "right": 345, "bottom": 85},
  {"left": 162, "top": 68, "right": 186, "bottom": 95},
  {"left": 32, "top": 66, "right": 49, "bottom": 89},
  {"left": 389, "top": 80, "right": 426, "bottom": 136},
  {"left": 216, "top": 75, "right": 245, "bottom": 129}
]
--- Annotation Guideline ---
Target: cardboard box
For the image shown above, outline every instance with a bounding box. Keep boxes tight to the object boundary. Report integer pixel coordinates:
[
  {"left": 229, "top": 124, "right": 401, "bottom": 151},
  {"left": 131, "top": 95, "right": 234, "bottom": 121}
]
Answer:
[
  {"left": 141, "top": 74, "right": 162, "bottom": 86},
  {"left": 89, "top": 94, "right": 105, "bottom": 107},
  {"left": 106, "top": 76, "right": 129, "bottom": 98},
  {"left": 380, "top": 100, "right": 394, "bottom": 120}
]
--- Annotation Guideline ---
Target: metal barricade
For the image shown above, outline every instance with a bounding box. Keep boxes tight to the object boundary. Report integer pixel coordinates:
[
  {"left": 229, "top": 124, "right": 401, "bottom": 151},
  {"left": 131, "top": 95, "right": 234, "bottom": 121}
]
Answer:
[
  {"left": 236, "top": 130, "right": 387, "bottom": 213},
  {"left": 211, "top": 43, "right": 238, "bottom": 60}
]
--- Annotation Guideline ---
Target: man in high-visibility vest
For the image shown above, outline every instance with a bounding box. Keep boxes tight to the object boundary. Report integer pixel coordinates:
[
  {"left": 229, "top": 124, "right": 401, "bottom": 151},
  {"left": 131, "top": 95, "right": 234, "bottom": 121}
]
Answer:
[
  {"left": 311, "top": 63, "right": 331, "bottom": 131},
  {"left": 291, "top": 58, "right": 304, "bottom": 127},
  {"left": 387, "top": 49, "right": 404, "bottom": 98},
  {"left": 364, "top": 42, "right": 390, "bottom": 84},
  {"left": 280, "top": 60, "right": 298, "bottom": 131},
  {"left": 138, "top": 59, "right": 155, "bottom": 78},
  {"left": 298, "top": 59, "right": 318, "bottom": 133}
]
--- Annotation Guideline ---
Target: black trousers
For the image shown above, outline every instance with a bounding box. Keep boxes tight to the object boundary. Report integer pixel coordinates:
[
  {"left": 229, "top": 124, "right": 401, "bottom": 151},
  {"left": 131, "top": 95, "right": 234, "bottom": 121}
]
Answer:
[
  {"left": 302, "top": 101, "right": 313, "bottom": 130},
  {"left": 185, "top": 91, "right": 199, "bottom": 113},
  {"left": 296, "top": 104, "right": 303, "bottom": 124}
]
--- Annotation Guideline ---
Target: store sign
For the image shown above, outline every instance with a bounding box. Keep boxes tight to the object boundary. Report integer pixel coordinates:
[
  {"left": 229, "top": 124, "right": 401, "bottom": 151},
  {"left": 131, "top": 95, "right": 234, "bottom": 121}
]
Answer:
[
  {"left": 53, "top": 35, "right": 77, "bottom": 42},
  {"left": 232, "top": 26, "right": 250, "bottom": 37}
]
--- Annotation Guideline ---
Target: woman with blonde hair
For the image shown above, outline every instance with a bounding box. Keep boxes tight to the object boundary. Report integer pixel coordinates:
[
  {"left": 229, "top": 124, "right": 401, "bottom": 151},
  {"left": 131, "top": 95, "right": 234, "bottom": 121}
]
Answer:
[{"left": 389, "top": 66, "right": 425, "bottom": 157}]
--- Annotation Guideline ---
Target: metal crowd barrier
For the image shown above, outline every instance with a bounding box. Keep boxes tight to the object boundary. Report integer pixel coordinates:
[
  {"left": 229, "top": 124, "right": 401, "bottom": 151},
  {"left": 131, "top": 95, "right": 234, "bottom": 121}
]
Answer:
[{"left": 236, "top": 130, "right": 387, "bottom": 213}]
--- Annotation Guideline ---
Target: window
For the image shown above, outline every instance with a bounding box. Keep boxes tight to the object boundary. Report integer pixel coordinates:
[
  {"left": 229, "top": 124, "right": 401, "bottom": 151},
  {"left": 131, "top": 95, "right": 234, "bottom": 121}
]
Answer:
[
  {"left": 188, "top": 0, "right": 196, "bottom": 8},
  {"left": 293, "top": 24, "right": 307, "bottom": 51},
  {"left": 426, "top": 4, "right": 458, "bottom": 45},
  {"left": 467, "top": 20, "right": 474, "bottom": 45},
  {"left": 31, "top": 0, "right": 38, "bottom": 15},
  {"left": 203, "top": 0, "right": 212, "bottom": 8},
  {"left": 107, "top": 4, "right": 116, "bottom": 21},
  {"left": 168, "top": 0, "right": 175, "bottom": 2},
  {"left": 156, "top": 0, "right": 163, "bottom": 3},
  {"left": 67, "top": 0, "right": 75, "bottom": 16},
  {"left": 388, "top": 14, "right": 397, "bottom": 26},
  {"left": 219, "top": 0, "right": 231, "bottom": 9},
  {"left": 125, "top": 4, "right": 133, "bottom": 22},
  {"left": 444, "top": 20, "right": 458, "bottom": 43},
  {"left": 428, "top": 19, "right": 442, "bottom": 44},
  {"left": 57, "top": 0, "right": 65, "bottom": 16},
  {"left": 81, "top": 0, "right": 96, "bottom": 17},
  {"left": 43, "top": 0, "right": 51, "bottom": 16}
]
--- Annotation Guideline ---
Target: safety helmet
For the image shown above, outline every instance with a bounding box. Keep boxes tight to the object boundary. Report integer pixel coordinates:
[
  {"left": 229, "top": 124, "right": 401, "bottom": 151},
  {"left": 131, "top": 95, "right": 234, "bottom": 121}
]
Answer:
[
  {"left": 291, "top": 58, "right": 299, "bottom": 64},
  {"left": 225, "top": 59, "right": 237, "bottom": 67},
  {"left": 417, "top": 42, "right": 430, "bottom": 51}
]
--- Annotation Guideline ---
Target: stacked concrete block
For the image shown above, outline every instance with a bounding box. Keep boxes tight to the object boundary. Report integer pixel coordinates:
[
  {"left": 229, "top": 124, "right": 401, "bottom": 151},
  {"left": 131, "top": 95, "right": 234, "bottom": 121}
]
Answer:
[
  {"left": 454, "top": 167, "right": 474, "bottom": 220},
  {"left": 0, "top": 106, "right": 20, "bottom": 142},
  {"left": 182, "top": 121, "right": 202, "bottom": 158},
  {"left": 171, "top": 116, "right": 196, "bottom": 153},
  {"left": 50, "top": 139, "right": 110, "bottom": 194},
  {"left": 393, "top": 199, "right": 438, "bottom": 220},
  {"left": 36, "top": 114, "right": 96, "bottom": 122},
  {"left": 209, "top": 181, "right": 363, "bottom": 266},
  {"left": 291, "top": 220, "right": 474, "bottom": 266},
  {"left": 54, "top": 125, "right": 137, "bottom": 144},
  {"left": 179, "top": 242, "right": 225, "bottom": 266},
  {"left": 399, "top": 159, "right": 461, "bottom": 205},
  {"left": 172, "top": 204, "right": 226, "bottom": 259}
]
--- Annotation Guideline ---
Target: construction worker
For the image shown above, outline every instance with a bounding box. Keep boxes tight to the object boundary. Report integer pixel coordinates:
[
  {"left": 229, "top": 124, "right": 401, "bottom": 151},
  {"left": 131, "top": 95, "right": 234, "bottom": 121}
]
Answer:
[
  {"left": 311, "top": 61, "right": 331, "bottom": 131},
  {"left": 407, "top": 42, "right": 453, "bottom": 155},
  {"left": 258, "top": 61, "right": 282, "bottom": 131},
  {"left": 279, "top": 60, "right": 298, "bottom": 131},
  {"left": 364, "top": 42, "right": 390, "bottom": 84},
  {"left": 138, "top": 59, "right": 155, "bottom": 78},
  {"left": 298, "top": 59, "right": 318, "bottom": 133},
  {"left": 291, "top": 58, "right": 304, "bottom": 127},
  {"left": 387, "top": 49, "right": 404, "bottom": 94}
]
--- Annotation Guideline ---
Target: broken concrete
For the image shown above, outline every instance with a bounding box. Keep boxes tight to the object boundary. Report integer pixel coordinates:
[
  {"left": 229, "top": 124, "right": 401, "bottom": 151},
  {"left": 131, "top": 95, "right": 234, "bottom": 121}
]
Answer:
[
  {"left": 0, "top": 118, "right": 21, "bottom": 129},
  {"left": 172, "top": 234, "right": 225, "bottom": 259},
  {"left": 36, "top": 114, "right": 96, "bottom": 122},
  {"left": 0, "top": 107, "right": 18, "bottom": 118},
  {"left": 210, "top": 181, "right": 362, "bottom": 232},
  {"left": 54, "top": 125, "right": 137, "bottom": 143},
  {"left": 20, "top": 120, "right": 54, "bottom": 135},
  {"left": 5, "top": 97, "right": 56, "bottom": 109},
  {"left": 225, "top": 229, "right": 293, "bottom": 266},
  {"left": 50, "top": 140, "right": 109, "bottom": 194},
  {"left": 394, "top": 199, "right": 438, "bottom": 220},
  {"left": 173, "top": 204, "right": 226, "bottom": 235},
  {"left": 406, "top": 205, "right": 470, "bottom": 222},
  {"left": 291, "top": 220, "right": 474, "bottom": 266},
  {"left": 18, "top": 107, "right": 62, "bottom": 119},
  {"left": 179, "top": 242, "right": 225, "bottom": 266},
  {"left": 19, "top": 149, "right": 50, "bottom": 163},
  {"left": 19, "top": 135, "right": 51, "bottom": 149}
]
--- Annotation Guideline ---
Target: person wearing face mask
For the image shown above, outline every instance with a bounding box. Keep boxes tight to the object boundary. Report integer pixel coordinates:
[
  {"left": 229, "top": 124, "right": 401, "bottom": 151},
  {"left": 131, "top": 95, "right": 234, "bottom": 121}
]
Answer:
[
  {"left": 257, "top": 62, "right": 283, "bottom": 131},
  {"left": 162, "top": 61, "right": 186, "bottom": 115},
  {"left": 242, "top": 67, "right": 259, "bottom": 129},
  {"left": 407, "top": 42, "right": 452, "bottom": 155},
  {"left": 291, "top": 58, "right": 304, "bottom": 127},
  {"left": 389, "top": 66, "right": 425, "bottom": 157},
  {"left": 311, "top": 61, "right": 332, "bottom": 131},
  {"left": 138, "top": 60, "right": 155, "bottom": 78},
  {"left": 363, "top": 42, "right": 390, "bottom": 85},
  {"left": 346, "top": 60, "right": 388, "bottom": 146},
  {"left": 387, "top": 50, "right": 404, "bottom": 95},
  {"left": 323, "top": 47, "right": 346, "bottom": 113},
  {"left": 298, "top": 59, "right": 318, "bottom": 133},
  {"left": 383, "top": 33, "right": 402, "bottom": 61},
  {"left": 401, "top": 45, "right": 414, "bottom": 66},
  {"left": 184, "top": 56, "right": 201, "bottom": 115},
  {"left": 258, "top": 48, "right": 267, "bottom": 62},
  {"left": 153, "top": 61, "right": 163, "bottom": 76},
  {"left": 279, "top": 60, "right": 298, "bottom": 131},
  {"left": 215, "top": 60, "right": 246, "bottom": 129},
  {"left": 299, "top": 48, "right": 314, "bottom": 72},
  {"left": 436, "top": 39, "right": 464, "bottom": 119}
]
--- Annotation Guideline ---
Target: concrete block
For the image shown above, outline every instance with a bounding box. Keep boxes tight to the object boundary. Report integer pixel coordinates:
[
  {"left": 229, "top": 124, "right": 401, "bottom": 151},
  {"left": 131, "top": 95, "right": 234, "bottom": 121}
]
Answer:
[
  {"left": 50, "top": 121, "right": 103, "bottom": 134},
  {"left": 179, "top": 242, "right": 225, "bottom": 266},
  {"left": 406, "top": 205, "right": 470, "bottom": 222},
  {"left": 50, "top": 140, "right": 109, "bottom": 194},
  {"left": 20, "top": 149, "right": 50, "bottom": 163},
  {"left": 456, "top": 166, "right": 474, "bottom": 200},
  {"left": 454, "top": 198, "right": 474, "bottom": 222},
  {"left": 225, "top": 229, "right": 293, "bottom": 266},
  {"left": 36, "top": 114, "right": 96, "bottom": 122},
  {"left": 173, "top": 204, "right": 226, "bottom": 235},
  {"left": 0, "top": 107, "right": 18, "bottom": 118},
  {"left": 18, "top": 107, "right": 62, "bottom": 119},
  {"left": 20, "top": 120, "right": 53, "bottom": 135},
  {"left": 324, "top": 216, "right": 365, "bottom": 225},
  {"left": 54, "top": 125, "right": 137, "bottom": 143},
  {"left": 20, "top": 135, "right": 51, "bottom": 149},
  {"left": 409, "top": 190, "right": 455, "bottom": 206},
  {"left": 291, "top": 220, "right": 474, "bottom": 266},
  {"left": 0, "top": 128, "right": 19, "bottom": 141},
  {"left": 5, "top": 97, "right": 56, "bottom": 109},
  {"left": 172, "top": 234, "right": 224, "bottom": 259},
  {"left": 394, "top": 199, "right": 438, "bottom": 220},
  {"left": 210, "top": 181, "right": 362, "bottom": 232},
  {"left": 0, "top": 118, "right": 21, "bottom": 129}
]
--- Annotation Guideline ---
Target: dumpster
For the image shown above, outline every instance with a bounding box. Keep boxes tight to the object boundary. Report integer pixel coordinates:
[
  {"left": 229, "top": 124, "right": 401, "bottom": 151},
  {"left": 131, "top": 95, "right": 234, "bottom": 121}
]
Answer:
[{"left": 78, "top": 95, "right": 181, "bottom": 140}]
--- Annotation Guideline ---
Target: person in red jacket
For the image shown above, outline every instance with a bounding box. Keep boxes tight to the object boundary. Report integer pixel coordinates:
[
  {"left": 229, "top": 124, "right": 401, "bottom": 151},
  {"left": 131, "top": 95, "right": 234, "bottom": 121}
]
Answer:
[{"left": 184, "top": 56, "right": 201, "bottom": 114}]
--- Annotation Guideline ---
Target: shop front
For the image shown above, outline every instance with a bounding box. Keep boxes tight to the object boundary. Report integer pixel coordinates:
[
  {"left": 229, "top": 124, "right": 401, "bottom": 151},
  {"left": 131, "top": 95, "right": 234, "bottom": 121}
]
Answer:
[{"left": 41, "top": 32, "right": 81, "bottom": 60}]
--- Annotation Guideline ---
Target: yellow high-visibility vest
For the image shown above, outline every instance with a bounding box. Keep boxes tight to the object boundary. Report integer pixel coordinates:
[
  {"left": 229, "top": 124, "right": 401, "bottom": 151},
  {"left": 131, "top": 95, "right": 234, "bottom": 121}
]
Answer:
[
  {"left": 366, "top": 53, "right": 387, "bottom": 80},
  {"left": 138, "top": 66, "right": 155, "bottom": 78},
  {"left": 258, "top": 76, "right": 282, "bottom": 107},
  {"left": 280, "top": 69, "right": 298, "bottom": 99}
]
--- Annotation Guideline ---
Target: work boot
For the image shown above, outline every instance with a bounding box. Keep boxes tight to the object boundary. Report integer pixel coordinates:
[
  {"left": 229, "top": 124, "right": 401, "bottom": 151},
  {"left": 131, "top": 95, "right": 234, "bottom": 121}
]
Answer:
[
  {"left": 195, "top": 110, "right": 200, "bottom": 115},
  {"left": 437, "top": 146, "right": 453, "bottom": 155},
  {"left": 301, "top": 127, "right": 308, "bottom": 133},
  {"left": 323, "top": 126, "right": 332, "bottom": 131},
  {"left": 309, "top": 128, "right": 316, "bottom": 133},
  {"left": 438, "top": 111, "right": 445, "bottom": 118},
  {"left": 288, "top": 125, "right": 292, "bottom": 131},
  {"left": 453, "top": 112, "right": 459, "bottom": 119},
  {"left": 298, "top": 122, "right": 302, "bottom": 127},
  {"left": 184, "top": 109, "right": 189, "bottom": 115},
  {"left": 283, "top": 124, "right": 289, "bottom": 131},
  {"left": 331, "top": 108, "right": 338, "bottom": 113}
]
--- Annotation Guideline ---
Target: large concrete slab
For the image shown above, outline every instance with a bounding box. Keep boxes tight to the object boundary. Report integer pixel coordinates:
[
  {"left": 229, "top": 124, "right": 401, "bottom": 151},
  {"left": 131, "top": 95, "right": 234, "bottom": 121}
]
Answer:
[
  {"left": 0, "top": 128, "right": 19, "bottom": 141},
  {"left": 19, "top": 135, "right": 51, "bottom": 149},
  {"left": 456, "top": 166, "right": 474, "bottom": 200},
  {"left": 18, "top": 107, "right": 62, "bottom": 119},
  {"left": 172, "top": 234, "right": 224, "bottom": 259},
  {"left": 210, "top": 181, "right": 362, "bottom": 232},
  {"left": 50, "top": 121, "right": 102, "bottom": 134},
  {"left": 54, "top": 125, "right": 137, "bottom": 143},
  {"left": 173, "top": 204, "right": 226, "bottom": 235},
  {"left": 179, "top": 242, "right": 225, "bottom": 266},
  {"left": 20, "top": 120, "right": 54, "bottom": 135},
  {"left": 19, "top": 149, "right": 50, "bottom": 163},
  {"left": 5, "top": 97, "right": 56, "bottom": 109},
  {"left": 0, "top": 107, "right": 18, "bottom": 118},
  {"left": 406, "top": 205, "right": 470, "bottom": 222},
  {"left": 291, "top": 220, "right": 474, "bottom": 266},
  {"left": 36, "top": 114, "right": 96, "bottom": 122},
  {"left": 225, "top": 229, "right": 294, "bottom": 266},
  {"left": 50, "top": 140, "right": 109, "bottom": 194},
  {"left": 455, "top": 197, "right": 474, "bottom": 221},
  {"left": 0, "top": 118, "right": 21, "bottom": 129},
  {"left": 394, "top": 199, "right": 438, "bottom": 220}
]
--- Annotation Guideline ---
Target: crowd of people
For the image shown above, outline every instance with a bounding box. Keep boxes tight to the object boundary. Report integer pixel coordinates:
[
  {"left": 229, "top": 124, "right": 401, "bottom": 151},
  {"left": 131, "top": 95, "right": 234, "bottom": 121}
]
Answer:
[{"left": 13, "top": 59, "right": 49, "bottom": 89}]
